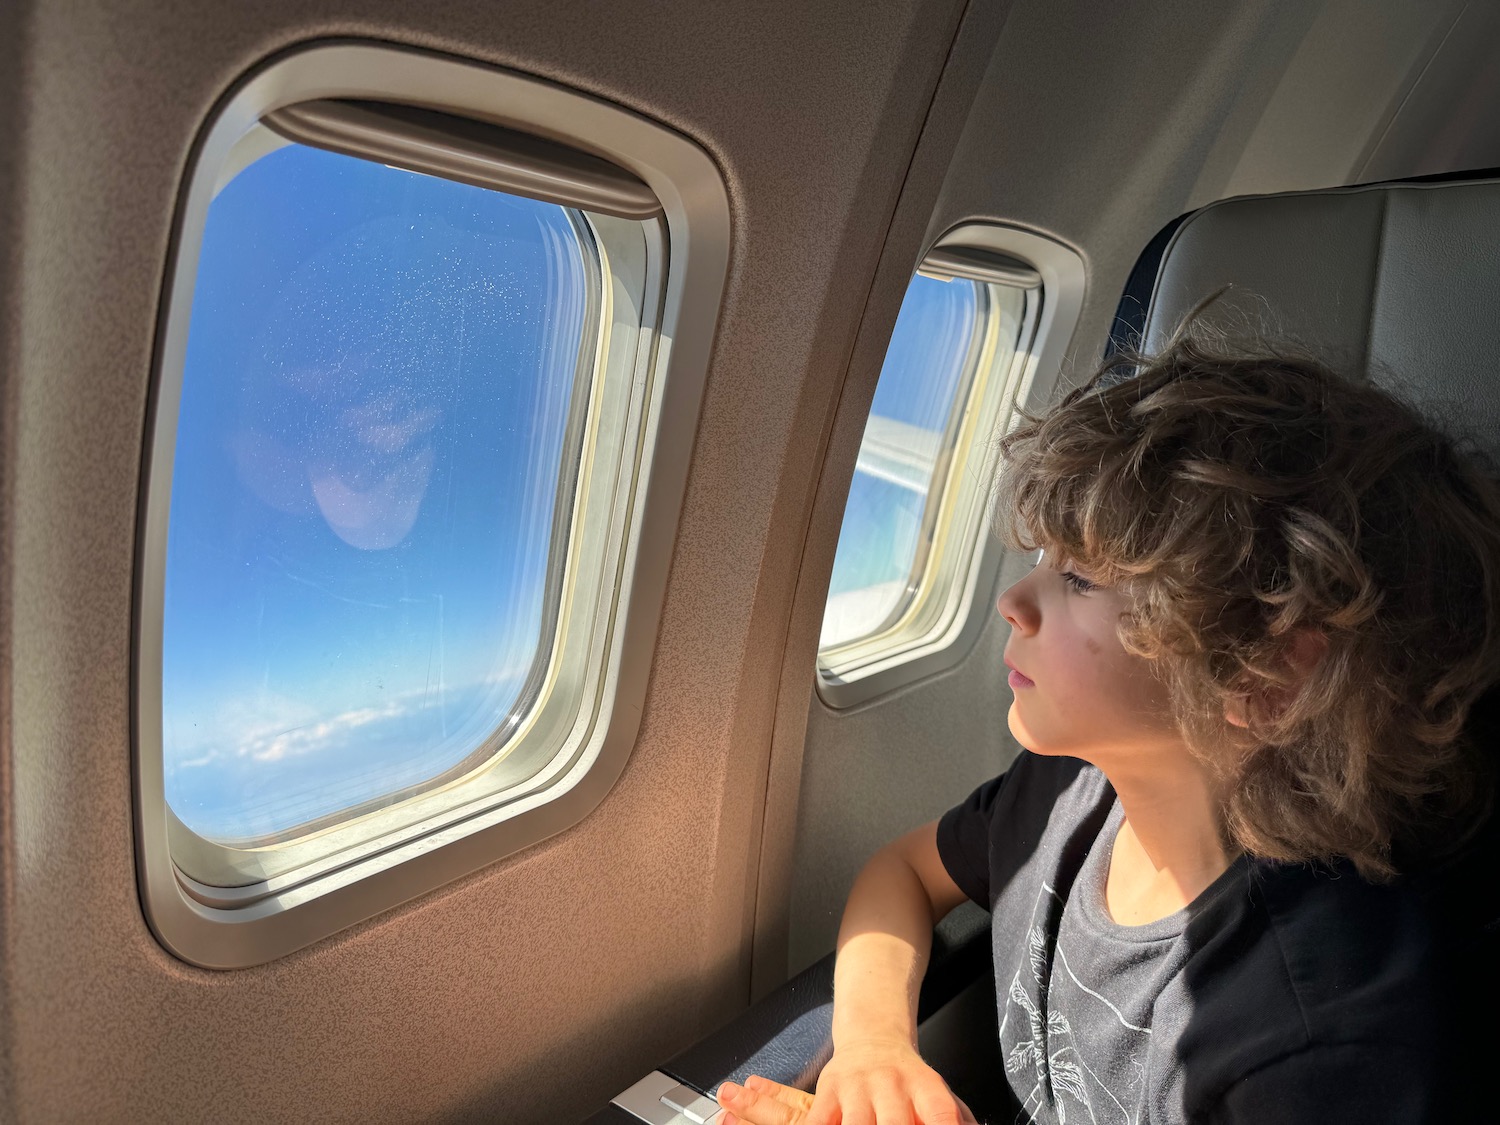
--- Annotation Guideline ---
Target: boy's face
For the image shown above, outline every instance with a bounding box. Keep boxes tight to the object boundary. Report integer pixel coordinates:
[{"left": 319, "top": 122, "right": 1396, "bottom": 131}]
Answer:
[{"left": 997, "top": 551, "right": 1184, "bottom": 767}]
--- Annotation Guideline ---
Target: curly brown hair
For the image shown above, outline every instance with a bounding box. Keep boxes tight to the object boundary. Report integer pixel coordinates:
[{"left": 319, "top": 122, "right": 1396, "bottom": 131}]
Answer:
[{"left": 993, "top": 318, "right": 1500, "bottom": 880}]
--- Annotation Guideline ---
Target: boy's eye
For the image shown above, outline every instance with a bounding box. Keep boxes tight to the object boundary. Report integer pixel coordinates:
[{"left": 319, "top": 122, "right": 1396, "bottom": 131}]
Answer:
[{"left": 1060, "top": 570, "right": 1096, "bottom": 594}]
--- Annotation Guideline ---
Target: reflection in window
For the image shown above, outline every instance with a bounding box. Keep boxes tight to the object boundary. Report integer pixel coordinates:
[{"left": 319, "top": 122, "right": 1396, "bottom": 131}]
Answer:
[
  {"left": 163, "top": 143, "right": 593, "bottom": 842},
  {"left": 821, "top": 275, "right": 977, "bottom": 648}
]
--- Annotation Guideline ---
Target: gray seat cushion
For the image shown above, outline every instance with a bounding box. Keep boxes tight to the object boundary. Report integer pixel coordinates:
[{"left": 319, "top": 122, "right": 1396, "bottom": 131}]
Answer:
[{"left": 1143, "top": 178, "right": 1500, "bottom": 462}]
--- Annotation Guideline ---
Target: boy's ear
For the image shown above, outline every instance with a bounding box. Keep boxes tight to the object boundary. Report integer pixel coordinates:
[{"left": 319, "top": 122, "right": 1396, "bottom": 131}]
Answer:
[
  {"left": 1223, "top": 627, "right": 1328, "bottom": 729},
  {"left": 1224, "top": 696, "right": 1250, "bottom": 729}
]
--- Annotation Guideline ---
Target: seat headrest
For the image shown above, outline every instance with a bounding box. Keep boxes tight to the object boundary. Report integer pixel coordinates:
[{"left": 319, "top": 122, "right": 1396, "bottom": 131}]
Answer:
[{"left": 1143, "top": 178, "right": 1500, "bottom": 463}]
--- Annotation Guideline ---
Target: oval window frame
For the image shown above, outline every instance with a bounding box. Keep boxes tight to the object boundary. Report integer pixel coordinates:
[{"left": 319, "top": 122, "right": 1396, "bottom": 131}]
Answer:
[
  {"left": 134, "top": 41, "right": 730, "bottom": 969},
  {"left": 815, "top": 224, "right": 1086, "bottom": 708}
]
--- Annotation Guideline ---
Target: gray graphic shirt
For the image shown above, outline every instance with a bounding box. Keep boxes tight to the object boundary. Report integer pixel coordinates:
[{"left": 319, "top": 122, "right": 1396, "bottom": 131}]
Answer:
[{"left": 937, "top": 753, "right": 1445, "bottom": 1123}]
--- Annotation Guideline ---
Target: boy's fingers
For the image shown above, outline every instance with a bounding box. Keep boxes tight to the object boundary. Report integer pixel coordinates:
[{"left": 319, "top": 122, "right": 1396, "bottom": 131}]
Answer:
[
  {"left": 799, "top": 1084, "right": 845, "bottom": 1125},
  {"left": 912, "top": 1086, "right": 978, "bottom": 1125},
  {"left": 744, "top": 1075, "right": 817, "bottom": 1113},
  {"left": 715, "top": 1079, "right": 810, "bottom": 1125}
]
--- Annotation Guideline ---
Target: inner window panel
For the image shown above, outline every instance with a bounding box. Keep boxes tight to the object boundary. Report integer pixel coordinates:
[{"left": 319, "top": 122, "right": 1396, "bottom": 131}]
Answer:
[
  {"left": 820, "top": 274, "right": 978, "bottom": 648},
  {"left": 162, "top": 142, "right": 593, "bottom": 843}
]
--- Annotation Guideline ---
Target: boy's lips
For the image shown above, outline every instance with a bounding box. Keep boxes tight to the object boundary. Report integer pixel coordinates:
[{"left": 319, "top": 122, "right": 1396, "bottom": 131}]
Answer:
[{"left": 1004, "top": 656, "right": 1034, "bottom": 687}]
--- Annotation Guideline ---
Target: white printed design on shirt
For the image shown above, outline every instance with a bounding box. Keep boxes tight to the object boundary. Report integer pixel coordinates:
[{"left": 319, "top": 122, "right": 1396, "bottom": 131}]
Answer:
[{"left": 999, "top": 884, "right": 1151, "bottom": 1125}]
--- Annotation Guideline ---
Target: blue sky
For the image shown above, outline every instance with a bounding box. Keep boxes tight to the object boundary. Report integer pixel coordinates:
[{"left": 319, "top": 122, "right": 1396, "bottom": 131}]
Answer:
[
  {"left": 163, "top": 142, "right": 588, "bottom": 842},
  {"left": 827, "top": 273, "right": 977, "bottom": 598}
]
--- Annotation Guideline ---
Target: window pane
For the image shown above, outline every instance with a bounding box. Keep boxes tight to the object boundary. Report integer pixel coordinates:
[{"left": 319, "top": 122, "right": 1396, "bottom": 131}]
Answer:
[
  {"left": 821, "top": 275, "right": 977, "bottom": 648},
  {"left": 162, "top": 143, "right": 592, "bottom": 842}
]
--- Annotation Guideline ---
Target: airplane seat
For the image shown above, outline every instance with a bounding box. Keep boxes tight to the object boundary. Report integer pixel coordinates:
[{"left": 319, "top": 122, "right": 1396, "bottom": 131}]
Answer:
[{"left": 589, "top": 176, "right": 1500, "bottom": 1123}]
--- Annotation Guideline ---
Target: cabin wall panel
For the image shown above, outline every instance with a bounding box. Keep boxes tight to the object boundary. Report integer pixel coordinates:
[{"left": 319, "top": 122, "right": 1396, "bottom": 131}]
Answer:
[
  {"left": 748, "top": 0, "right": 1022, "bottom": 995},
  {"left": 0, "top": 3, "right": 29, "bottom": 1114},
  {"left": 788, "top": 607, "right": 1022, "bottom": 976}
]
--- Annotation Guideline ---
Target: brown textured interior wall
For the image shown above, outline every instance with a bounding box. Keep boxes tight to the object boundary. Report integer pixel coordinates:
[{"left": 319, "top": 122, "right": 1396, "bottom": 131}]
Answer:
[
  {"left": 0, "top": 2, "right": 26, "bottom": 1120},
  {"left": 0, "top": 0, "right": 968, "bottom": 1120}
]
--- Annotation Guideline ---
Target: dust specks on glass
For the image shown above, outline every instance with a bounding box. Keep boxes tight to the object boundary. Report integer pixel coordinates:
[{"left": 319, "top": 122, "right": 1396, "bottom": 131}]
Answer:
[{"left": 163, "top": 142, "right": 590, "bottom": 842}]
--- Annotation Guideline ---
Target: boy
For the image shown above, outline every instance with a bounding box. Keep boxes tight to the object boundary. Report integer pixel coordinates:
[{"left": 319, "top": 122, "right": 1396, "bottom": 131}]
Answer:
[{"left": 715, "top": 324, "right": 1500, "bottom": 1124}]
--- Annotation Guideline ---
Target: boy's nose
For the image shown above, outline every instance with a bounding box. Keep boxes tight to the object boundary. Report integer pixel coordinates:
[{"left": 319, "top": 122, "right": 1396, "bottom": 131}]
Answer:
[{"left": 996, "top": 575, "right": 1040, "bottom": 635}]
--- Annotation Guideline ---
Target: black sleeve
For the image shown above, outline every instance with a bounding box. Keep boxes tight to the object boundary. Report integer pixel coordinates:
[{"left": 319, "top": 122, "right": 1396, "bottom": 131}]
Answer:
[
  {"left": 936, "top": 752, "right": 1096, "bottom": 912},
  {"left": 935, "top": 771, "right": 1008, "bottom": 909},
  {"left": 1207, "top": 1043, "right": 1440, "bottom": 1125}
]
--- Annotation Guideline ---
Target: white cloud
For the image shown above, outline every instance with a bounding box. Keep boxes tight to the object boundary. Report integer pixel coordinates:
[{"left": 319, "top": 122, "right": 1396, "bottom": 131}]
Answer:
[{"left": 165, "top": 667, "right": 533, "bottom": 772}]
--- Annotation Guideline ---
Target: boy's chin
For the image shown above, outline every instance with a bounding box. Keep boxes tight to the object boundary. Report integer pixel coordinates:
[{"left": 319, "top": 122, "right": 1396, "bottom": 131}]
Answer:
[{"left": 1007, "top": 707, "right": 1086, "bottom": 759}]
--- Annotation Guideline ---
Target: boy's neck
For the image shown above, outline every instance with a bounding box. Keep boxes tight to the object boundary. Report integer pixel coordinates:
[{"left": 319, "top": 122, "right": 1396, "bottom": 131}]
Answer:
[{"left": 1097, "top": 754, "right": 1240, "bottom": 926}]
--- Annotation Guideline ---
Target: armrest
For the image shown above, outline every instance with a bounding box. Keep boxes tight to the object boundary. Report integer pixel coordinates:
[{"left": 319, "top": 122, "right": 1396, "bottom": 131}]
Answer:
[{"left": 588, "top": 901, "right": 992, "bottom": 1123}]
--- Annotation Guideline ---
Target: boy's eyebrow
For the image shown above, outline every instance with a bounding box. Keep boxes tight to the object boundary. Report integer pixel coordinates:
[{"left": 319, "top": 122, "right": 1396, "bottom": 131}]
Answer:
[
  {"left": 1042, "top": 549, "right": 1079, "bottom": 573},
  {"left": 1038, "top": 547, "right": 1103, "bottom": 582}
]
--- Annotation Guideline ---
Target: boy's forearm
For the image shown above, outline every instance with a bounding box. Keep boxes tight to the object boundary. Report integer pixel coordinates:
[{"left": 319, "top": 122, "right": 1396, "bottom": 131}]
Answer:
[{"left": 830, "top": 847, "right": 938, "bottom": 1050}]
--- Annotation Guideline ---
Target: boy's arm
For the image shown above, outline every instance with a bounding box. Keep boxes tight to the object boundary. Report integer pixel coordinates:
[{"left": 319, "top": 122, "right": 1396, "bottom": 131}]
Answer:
[
  {"left": 718, "top": 820, "right": 978, "bottom": 1125},
  {"left": 831, "top": 818, "right": 970, "bottom": 1051}
]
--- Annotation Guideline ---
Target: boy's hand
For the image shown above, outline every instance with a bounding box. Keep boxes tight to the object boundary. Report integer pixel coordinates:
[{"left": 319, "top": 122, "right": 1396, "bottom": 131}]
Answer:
[
  {"left": 714, "top": 1075, "right": 814, "bottom": 1124},
  {"left": 714, "top": 1040, "right": 979, "bottom": 1125}
]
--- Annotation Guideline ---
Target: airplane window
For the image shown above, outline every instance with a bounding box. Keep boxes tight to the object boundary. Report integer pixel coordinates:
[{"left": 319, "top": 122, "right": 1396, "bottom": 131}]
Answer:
[
  {"left": 133, "top": 46, "right": 728, "bottom": 967},
  {"left": 146, "top": 111, "right": 673, "bottom": 909},
  {"left": 164, "top": 142, "right": 594, "bottom": 842},
  {"left": 818, "top": 263, "right": 1033, "bottom": 668},
  {"left": 821, "top": 275, "right": 977, "bottom": 648}
]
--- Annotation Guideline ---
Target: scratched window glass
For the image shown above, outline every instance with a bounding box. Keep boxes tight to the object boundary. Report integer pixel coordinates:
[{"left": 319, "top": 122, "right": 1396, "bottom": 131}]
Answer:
[
  {"left": 163, "top": 142, "right": 592, "bottom": 842},
  {"left": 820, "top": 275, "right": 978, "bottom": 649}
]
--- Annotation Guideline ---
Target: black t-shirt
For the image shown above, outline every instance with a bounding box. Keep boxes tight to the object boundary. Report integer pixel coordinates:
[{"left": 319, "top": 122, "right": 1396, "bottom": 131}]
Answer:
[{"left": 936, "top": 751, "right": 1444, "bottom": 1123}]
